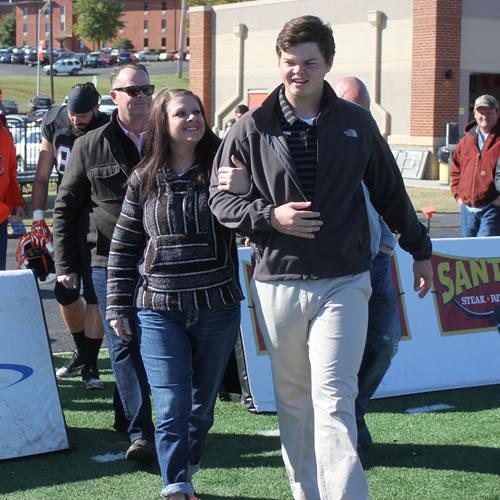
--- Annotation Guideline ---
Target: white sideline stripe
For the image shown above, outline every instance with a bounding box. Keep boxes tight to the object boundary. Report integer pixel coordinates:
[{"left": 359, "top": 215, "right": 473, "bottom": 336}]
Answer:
[
  {"left": 260, "top": 429, "right": 280, "bottom": 437},
  {"left": 406, "top": 403, "right": 456, "bottom": 414},
  {"left": 91, "top": 451, "right": 126, "bottom": 463}
]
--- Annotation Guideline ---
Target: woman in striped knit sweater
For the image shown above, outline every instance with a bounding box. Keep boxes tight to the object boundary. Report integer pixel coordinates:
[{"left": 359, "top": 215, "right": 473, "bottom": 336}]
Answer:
[{"left": 106, "top": 89, "right": 243, "bottom": 500}]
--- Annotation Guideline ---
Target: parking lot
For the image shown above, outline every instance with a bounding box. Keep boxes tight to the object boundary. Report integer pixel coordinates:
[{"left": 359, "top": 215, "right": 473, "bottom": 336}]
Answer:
[{"left": 0, "top": 59, "right": 186, "bottom": 78}]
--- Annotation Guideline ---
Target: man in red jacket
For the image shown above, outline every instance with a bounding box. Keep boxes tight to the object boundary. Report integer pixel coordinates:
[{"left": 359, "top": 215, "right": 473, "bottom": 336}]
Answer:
[
  {"left": 451, "top": 94, "right": 500, "bottom": 236},
  {"left": 0, "top": 117, "right": 24, "bottom": 269}
]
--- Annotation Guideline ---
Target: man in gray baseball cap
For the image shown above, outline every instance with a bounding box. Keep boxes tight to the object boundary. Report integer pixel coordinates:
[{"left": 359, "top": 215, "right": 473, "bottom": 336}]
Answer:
[{"left": 451, "top": 94, "right": 500, "bottom": 236}]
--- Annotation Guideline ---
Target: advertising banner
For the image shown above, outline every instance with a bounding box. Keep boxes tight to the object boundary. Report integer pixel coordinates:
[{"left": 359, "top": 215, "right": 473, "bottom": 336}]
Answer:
[
  {"left": 237, "top": 238, "right": 500, "bottom": 412},
  {"left": 0, "top": 270, "right": 69, "bottom": 460}
]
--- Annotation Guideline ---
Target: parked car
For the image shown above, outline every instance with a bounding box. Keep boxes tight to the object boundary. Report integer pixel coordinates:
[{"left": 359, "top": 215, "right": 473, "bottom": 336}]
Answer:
[
  {"left": 38, "top": 49, "right": 61, "bottom": 64},
  {"left": 44, "top": 58, "right": 81, "bottom": 76},
  {"left": 118, "top": 51, "right": 136, "bottom": 64},
  {"left": 100, "top": 52, "right": 117, "bottom": 66},
  {"left": 135, "top": 50, "right": 159, "bottom": 62},
  {"left": 11, "top": 49, "right": 25, "bottom": 64},
  {"left": 171, "top": 50, "right": 190, "bottom": 62},
  {"left": 15, "top": 129, "right": 42, "bottom": 171},
  {"left": 24, "top": 48, "right": 38, "bottom": 66},
  {"left": 73, "top": 52, "right": 87, "bottom": 64},
  {"left": 1, "top": 99, "right": 18, "bottom": 114},
  {"left": 159, "top": 50, "right": 177, "bottom": 61},
  {"left": 6, "top": 117, "right": 42, "bottom": 172},
  {"left": 0, "top": 49, "right": 12, "bottom": 63},
  {"left": 98, "top": 95, "right": 117, "bottom": 115},
  {"left": 54, "top": 49, "right": 74, "bottom": 60},
  {"left": 26, "top": 108, "right": 48, "bottom": 123},
  {"left": 6, "top": 115, "right": 32, "bottom": 144},
  {"left": 31, "top": 95, "right": 53, "bottom": 112},
  {"left": 83, "top": 52, "right": 105, "bottom": 68}
]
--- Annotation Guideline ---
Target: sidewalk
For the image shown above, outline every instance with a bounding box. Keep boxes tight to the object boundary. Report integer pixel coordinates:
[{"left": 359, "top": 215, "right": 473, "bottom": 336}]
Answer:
[{"left": 404, "top": 178, "right": 451, "bottom": 190}]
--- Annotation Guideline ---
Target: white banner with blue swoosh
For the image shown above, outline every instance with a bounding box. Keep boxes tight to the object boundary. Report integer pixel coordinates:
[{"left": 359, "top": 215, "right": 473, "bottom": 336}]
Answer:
[{"left": 0, "top": 270, "right": 69, "bottom": 460}]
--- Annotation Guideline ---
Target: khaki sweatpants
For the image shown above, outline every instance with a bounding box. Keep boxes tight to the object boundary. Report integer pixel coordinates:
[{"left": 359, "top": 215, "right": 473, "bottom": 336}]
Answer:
[{"left": 252, "top": 273, "right": 371, "bottom": 500}]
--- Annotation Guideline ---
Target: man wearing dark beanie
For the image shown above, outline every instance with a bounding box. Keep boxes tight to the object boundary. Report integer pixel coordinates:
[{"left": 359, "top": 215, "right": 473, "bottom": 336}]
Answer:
[{"left": 29, "top": 82, "right": 110, "bottom": 389}]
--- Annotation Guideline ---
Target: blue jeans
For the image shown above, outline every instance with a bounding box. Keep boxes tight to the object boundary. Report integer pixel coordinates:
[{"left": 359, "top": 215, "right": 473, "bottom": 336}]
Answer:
[
  {"left": 356, "top": 252, "right": 401, "bottom": 420},
  {"left": 91, "top": 266, "right": 154, "bottom": 443},
  {"left": 137, "top": 304, "right": 240, "bottom": 497},
  {"left": 0, "top": 220, "right": 7, "bottom": 270},
  {"left": 460, "top": 203, "right": 500, "bottom": 237}
]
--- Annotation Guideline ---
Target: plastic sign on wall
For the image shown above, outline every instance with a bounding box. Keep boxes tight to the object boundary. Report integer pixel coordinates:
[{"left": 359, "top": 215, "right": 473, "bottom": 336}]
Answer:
[{"left": 237, "top": 238, "right": 500, "bottom": 412}]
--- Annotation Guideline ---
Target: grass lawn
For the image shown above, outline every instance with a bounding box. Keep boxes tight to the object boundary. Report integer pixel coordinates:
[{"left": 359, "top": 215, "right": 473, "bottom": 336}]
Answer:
[
  {"left": 1, "top": 354, "right": 499, "bottom": 499},
  {"left": 1, "top": 73, "right": 189, "bottom": 113},
  {"left": 405, "top": 186, "right": 458, "bottom": 214}
]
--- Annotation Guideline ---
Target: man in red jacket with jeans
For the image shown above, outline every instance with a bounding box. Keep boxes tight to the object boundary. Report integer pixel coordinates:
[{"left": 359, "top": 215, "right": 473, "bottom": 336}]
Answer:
[{"left": 451, "top": 94, "right": 500, "bottom": 237}]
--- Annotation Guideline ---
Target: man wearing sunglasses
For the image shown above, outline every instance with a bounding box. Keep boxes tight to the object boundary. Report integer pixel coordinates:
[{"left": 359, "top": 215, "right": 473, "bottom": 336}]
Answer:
[
  {"left": 29, "top": 82, "right": 110, "bottom": 390},
  {"left": 53, "top": 63, "right": 156, "bottom": 463}
]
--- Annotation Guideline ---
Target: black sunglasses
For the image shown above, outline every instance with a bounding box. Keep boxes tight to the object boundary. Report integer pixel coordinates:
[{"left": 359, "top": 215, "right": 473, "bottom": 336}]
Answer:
[{"left": 112, "top": 84, "right": 155, "bottom": 97}]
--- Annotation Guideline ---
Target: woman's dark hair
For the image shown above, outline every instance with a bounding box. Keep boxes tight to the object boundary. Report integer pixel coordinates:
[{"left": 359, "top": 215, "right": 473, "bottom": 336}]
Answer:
[
  {"left": 137, "top": 88, "right": 221, "bottom": 196},
  {"left": 276, "top": 15, "right": 335, "bottom": 65}
]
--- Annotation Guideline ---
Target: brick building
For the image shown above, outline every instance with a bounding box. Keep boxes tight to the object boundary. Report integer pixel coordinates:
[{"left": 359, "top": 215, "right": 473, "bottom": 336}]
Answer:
[{"left": 15, "top": 0, "right": 184, "bottom": 52}]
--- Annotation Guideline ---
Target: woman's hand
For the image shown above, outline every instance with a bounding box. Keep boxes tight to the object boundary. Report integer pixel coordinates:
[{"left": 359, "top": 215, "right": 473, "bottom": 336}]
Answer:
[
  {"left": 110, "top": 317, "right": 133, "bottom": 343},
  {"left": 217, "top": 155, "right": 251, "bottom": 194}
]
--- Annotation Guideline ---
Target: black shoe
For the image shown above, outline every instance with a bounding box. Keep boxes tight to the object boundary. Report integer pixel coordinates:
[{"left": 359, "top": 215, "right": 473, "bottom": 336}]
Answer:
[
  {"left": 56, "top": 351, "right": 84, "bottom": 379},
  {"left": 357, "top": 418, "right": 373, "bottom": 450},
  {"left": 81, "top": 364, "right": 104, "bottom": 390},
  {"left": 125, "top": 439, "right": 156, "bottom": 463}
]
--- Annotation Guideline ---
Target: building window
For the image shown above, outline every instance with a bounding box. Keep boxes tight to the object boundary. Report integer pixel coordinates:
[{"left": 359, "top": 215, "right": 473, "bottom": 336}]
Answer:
[
  {"left": 144, "top": 2, "right": 149, "bottom": 14},
  {"left": 161, "top": 19, "right": 166, "bottom": 31},
  {"left": 45, "top": 22, "right": 50, "bottom": 34},
  {"left": 161, "top": 1, "right": 167, "bottom": 11},
  {"left": 23, "top": 7, "right": 29, "bottom": 17},
  {"left": 144, "top": 38, "right": 148, "bottom": 49},
  {"left": 23, "top": 23, "right": 28, "bottom": 35},
  {"left": 161, "top": 38, "right": 166, "bottom": 48},
  {"left": 144, "top": 20, "right": 149, "bottom": 31},
  {"left": 60, "top": 5, "right": 65, "bottom": 15},
  {"left": 60, "top": 21, "right": 66, "bottom": 32}
]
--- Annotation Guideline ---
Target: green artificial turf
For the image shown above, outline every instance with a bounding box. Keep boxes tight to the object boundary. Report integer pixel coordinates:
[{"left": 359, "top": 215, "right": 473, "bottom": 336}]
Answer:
[{"left": 1, "top": 354, "right": 499, "bottom": 499}]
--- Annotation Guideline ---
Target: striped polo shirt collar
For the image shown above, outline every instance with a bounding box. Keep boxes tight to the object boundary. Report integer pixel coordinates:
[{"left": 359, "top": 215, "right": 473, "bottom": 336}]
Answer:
[{"left": 277, "top": 84, "right": 328, "bottom": 125}]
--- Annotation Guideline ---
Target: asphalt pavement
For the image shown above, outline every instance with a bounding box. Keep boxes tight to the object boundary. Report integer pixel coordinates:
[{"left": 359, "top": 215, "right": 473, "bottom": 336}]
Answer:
[
  {"left": 0, "top": 59, "right": 186, "bottom": 79},
  {"left": 4, "top": 191, "right": 460, "bottom": 355}
]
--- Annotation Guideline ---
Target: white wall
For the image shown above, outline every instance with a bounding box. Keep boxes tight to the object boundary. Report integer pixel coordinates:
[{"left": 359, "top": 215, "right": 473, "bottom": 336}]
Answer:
[{"left": 211, "top": 0, "right": 413, "bottom": 137}]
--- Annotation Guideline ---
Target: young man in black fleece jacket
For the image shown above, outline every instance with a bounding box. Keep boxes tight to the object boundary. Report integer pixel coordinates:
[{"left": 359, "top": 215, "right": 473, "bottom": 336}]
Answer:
[{"left": 209, "top": 16, "right": 433, "bottom": 500}]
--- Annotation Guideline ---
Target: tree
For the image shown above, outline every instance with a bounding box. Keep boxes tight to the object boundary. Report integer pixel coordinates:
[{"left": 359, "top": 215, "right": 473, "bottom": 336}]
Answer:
[
  {"left": 113, "top": 38, "right": 134, "bottom": 50},
  {"left": 0, "top": 12, "right": 16, "bottom": 48},
  {"left": 73, "top": 0, "right": 123, "bottom": 50}
]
